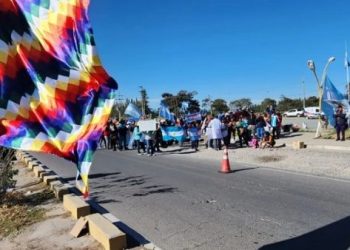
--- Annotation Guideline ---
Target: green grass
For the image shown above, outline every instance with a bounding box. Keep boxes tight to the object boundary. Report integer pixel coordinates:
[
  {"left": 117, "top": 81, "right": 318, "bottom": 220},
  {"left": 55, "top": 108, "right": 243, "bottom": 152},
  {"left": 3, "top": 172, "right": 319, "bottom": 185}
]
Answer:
[
  {"left": 0, "top": 189, "right": 55, "bottom": 238},
  {"left": 321, "top": 129, "right": 350, "bottom": 139}
]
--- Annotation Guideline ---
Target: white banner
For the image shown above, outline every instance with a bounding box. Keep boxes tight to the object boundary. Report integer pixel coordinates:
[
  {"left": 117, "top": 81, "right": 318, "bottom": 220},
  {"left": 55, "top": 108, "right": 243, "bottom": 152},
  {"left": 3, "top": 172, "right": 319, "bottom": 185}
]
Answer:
[{"left": 138, "top": 120, "right": 157, "bottom": 132}]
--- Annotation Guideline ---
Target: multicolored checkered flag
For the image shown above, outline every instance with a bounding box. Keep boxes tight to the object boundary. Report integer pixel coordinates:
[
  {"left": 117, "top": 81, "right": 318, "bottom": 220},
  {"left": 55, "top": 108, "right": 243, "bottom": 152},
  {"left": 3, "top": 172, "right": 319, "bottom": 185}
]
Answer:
[{"left": 0, "top": 0, "right": 118, "bottom": 198}]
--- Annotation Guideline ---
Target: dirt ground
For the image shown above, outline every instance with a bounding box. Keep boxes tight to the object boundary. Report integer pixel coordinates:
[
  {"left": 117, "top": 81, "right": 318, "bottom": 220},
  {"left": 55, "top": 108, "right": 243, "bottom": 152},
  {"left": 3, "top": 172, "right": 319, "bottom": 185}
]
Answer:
[{"left": 0, "top": 161, "right": 103, "bottom": 250}]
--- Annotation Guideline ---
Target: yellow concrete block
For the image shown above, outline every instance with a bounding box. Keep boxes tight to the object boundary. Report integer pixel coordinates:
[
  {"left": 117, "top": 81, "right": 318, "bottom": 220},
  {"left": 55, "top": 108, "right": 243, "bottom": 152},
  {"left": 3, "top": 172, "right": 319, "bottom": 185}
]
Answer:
[
  {"left": 28, "top": 161, "right": 40, "bottom": 170},
  {"left": 33, "top": 166, "right": 45, "bottom": 177},
  {"left": 50, "top": 180, "right": 63, "bottom": 190},
  {"left": 293, "top": 141, "right": 304, "bottom": 149},
  {"left": 63, "top": 194, "right": 90, "bottom": 219},
  {"left": 43, "top": 175, "right": 59, "bottom": 185},
  {"left": 53, "top": 185, "right": 70, "bottom": 200},
  {"left": 86, "top": 213, "right": 126, "bottom": 250},
  {"left": 39, "top": 169, "right": 55, "bottom": 180},
  {"left": 24, "top": 157, "right": 33, "bottom": 165}
]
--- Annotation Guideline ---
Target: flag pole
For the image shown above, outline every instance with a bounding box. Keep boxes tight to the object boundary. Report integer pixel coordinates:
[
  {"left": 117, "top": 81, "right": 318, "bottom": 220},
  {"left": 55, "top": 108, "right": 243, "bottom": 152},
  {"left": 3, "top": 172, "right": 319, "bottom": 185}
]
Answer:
[
  {"left": 345, "top": 42, "right": 350, "bottom": 128},
  {"left": 346, "top": 42, "right": 350, "bottom": 103}
]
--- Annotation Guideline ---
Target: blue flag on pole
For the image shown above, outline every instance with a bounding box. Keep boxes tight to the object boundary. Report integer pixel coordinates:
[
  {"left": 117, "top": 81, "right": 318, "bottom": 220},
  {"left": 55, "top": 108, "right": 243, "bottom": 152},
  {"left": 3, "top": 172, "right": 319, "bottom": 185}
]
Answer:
[
  {"left": 322, "top": 77, "right": 349, "bottom": 127},
  {"left": 345, "top": 50, "right": 350, "bottom": 68},
  {"left": 159, "top": 102, "right": 174, "bottom": 121},
  {"left": 161, "top": 126, "right": 185, "bottom": 141},
  {"left": 125, "top": 103, "right": 141, "bottom": 119},
  {"left": 185, "top": 112, "right": 202, "bottom": 123}
]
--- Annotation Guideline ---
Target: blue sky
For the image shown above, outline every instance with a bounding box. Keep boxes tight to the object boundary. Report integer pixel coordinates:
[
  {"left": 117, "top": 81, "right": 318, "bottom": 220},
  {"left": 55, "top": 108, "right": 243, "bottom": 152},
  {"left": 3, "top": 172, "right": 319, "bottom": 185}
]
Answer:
[{"left": 89, "top": 0, "right": 350, "bottom": 108}]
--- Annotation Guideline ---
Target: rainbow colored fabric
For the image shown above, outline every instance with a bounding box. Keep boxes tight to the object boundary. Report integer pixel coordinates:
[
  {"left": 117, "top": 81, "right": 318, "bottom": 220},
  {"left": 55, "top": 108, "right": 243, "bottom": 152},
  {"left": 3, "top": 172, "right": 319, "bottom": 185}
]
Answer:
[{"left": 0, "top": 0, "right": 118, "bottom": 196}]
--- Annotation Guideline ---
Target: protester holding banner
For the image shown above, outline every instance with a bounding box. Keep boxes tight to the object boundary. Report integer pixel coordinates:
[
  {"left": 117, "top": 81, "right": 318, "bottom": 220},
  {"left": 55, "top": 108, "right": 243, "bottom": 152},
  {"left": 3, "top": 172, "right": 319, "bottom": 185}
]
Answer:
[
  {"left": 133, "top": 124, "right": 146, "bottom": 155},
  {"left": 188, "top": 122, "right": 200, "bottom": 151},
  {"left": 334, "top": 105, "right": 348, "bottom": 141},
  {"left": 144, "top": 131, "right": 156, "bottom": 156}
]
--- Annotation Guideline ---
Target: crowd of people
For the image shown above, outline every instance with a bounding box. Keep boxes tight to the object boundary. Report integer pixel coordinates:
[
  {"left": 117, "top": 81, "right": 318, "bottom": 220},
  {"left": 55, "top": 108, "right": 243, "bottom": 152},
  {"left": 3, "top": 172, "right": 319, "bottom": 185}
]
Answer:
[
  {"left": 200, "top": 107, "right": 282, "bottom": 150},
  {"left": 99, "top": 106, "right": 290, "bottom": 156},
  {"left": 99, "top": 119, "right": 163, "bottom": 156}
]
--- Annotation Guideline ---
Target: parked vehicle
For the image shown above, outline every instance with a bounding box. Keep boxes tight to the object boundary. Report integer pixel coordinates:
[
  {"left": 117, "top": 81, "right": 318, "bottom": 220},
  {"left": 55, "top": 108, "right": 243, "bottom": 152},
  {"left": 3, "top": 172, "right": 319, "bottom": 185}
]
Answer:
[
  {"left": 304, "top": 106, "right": 323, "bottom": 119},
  {"left": 283, "top": 108, "right": 304, "bottom": 117}
]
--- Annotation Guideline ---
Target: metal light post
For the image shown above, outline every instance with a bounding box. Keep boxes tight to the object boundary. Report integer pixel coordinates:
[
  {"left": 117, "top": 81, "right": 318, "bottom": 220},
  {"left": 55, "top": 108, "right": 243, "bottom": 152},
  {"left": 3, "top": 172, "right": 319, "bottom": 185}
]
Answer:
[
  {"left": 307, "top": 56, "right": 336, "bottom": 138},
  {"left": 302, "top": 79, "right": 306, "bottom": 109},
  {"left": 139, "top": 85, "right": 145, "bottom": 117}
]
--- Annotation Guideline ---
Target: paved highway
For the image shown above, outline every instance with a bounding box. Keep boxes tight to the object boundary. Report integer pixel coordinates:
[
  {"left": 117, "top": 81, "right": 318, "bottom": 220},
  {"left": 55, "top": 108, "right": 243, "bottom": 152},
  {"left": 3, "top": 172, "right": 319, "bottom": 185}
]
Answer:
[
  {"left": 31, "top": 149, "right": 350, "bottom": 250},
  {"left": 282, "top": 117, "right": 319, "bottom": 130}
]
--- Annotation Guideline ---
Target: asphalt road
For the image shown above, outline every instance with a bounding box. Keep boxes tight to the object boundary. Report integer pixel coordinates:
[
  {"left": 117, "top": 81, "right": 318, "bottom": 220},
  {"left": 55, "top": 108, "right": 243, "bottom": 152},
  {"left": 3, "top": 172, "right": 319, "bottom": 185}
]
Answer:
[
  {"left": 30, "top": 150, "right": 350, "bottom": 250},
  {"left": 282, "top": 117, "right": 320, "bottom": 130}
]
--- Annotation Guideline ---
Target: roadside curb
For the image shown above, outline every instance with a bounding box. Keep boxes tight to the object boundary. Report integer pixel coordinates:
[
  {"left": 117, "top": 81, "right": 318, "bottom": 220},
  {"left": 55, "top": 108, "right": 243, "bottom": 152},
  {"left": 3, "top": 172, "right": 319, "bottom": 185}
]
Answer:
[
  {"left": 15, "top": 150, "right": 162, "bottom": 250},
  {"left": 286, "top": 143, "right": 350, "bottom": 151}
]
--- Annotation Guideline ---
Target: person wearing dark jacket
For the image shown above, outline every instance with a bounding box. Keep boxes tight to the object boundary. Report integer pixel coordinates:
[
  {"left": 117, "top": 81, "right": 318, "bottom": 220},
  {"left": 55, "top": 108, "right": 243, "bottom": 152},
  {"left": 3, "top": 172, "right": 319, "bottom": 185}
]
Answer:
[
  {"left": 154, "top": 124, "right": 163, "bottom": 152},
  {"left": 334, "top": 105, "right": 348, "bottom": 141},
  {"left": 109, "top": 120, "right": 118, "bottom": 151},
  {"left": 118, "top": 120, "right": 128, "bottom": 150}
]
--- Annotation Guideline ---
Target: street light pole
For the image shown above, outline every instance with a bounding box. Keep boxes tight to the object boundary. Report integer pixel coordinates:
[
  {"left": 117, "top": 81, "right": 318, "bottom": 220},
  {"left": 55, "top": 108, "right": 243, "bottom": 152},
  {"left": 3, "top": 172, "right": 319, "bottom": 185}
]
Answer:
[
  {"left": 307, "top": 57, "right": 336, "bottom": 138},
  {"left": 139, "top": 85, "right": 145, "bottom": 117},
  {"left": 302, "top": 79, "right": 306, "bottom": 109}
]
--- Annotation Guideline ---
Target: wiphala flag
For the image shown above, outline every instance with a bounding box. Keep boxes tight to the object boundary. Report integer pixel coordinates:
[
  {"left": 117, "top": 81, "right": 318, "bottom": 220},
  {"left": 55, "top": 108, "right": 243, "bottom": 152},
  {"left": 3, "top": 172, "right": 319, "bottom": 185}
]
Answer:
[{"left": 0, "top": 0, "right": 118, "bottom": 197}]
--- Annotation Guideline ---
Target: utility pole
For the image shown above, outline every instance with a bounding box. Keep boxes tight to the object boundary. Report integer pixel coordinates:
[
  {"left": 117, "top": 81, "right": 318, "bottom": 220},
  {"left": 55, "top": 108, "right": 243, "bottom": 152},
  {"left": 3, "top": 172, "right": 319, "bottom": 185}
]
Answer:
[
  {"left": 302, "top": 79, "right": 306, "bottom": 109},
  {"left": 139, "top": 86, "right": 145, "bottom": 117},
  {"left": 345, "top": 43, "right": 350, "bottom": 103},
  {"left": 307, "top": 57, "right": 336, "bottom": 138},
  {"left": 115, "top": 94, "right": 124, "bottom": 120}
]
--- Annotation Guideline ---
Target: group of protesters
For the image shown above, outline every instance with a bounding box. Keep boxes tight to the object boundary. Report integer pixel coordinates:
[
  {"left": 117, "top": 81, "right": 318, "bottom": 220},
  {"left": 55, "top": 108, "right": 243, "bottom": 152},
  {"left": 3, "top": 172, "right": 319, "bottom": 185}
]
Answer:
[
  {"left": 200, "top": 106, "right": 283, "bottom": 150},
  {"left": 99, "top": 105, "right": 287, "bottom": 156},
  {"left": 99, "top": 118, "right": 163, "bottom": 156}
]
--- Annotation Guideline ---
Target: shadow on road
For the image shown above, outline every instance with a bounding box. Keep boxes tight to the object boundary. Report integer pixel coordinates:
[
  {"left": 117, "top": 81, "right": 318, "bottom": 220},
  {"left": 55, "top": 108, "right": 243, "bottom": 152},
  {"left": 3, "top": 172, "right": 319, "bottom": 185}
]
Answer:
[
  {"left": 132, "top": 186, "right": 178, "bottom": 197},
  {"left": 61, "top": 171, "right": 122, "bottom": 182},
  {"left": 280, "top": 133, "right": 303, "bottom": 138},
  {"left": 231, "top": 167, "right": 259, "bottom": 174},
  {"left": 259, "top": 216, "right": 350, "bottom": 250}
]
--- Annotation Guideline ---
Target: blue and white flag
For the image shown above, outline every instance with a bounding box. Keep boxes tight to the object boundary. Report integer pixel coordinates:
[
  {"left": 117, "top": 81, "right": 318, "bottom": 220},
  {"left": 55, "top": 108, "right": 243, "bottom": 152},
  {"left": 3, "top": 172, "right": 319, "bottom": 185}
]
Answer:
[
  {"left": 322, "top": 77, "right": 350, "bottom": 127},
  {"left": 161, "top": 126, "right": 185, "bottom": 142},
  {"left": 345, "top": 50, "right": 350, "bottom": 68},
  {"left": 159, "top": 102, "right": 174, "bottom": 121},
  {"left": 125, "top": 103, "right": 141, "bottom": 119},
  {"left": 185, "top": 112, "right": 202, "bottom": 123}
]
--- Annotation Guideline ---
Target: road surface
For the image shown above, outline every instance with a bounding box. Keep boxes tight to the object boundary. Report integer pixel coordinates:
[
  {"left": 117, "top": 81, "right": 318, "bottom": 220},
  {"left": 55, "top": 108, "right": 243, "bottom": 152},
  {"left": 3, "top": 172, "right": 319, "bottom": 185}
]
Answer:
[{"left": 30, "top": 149, "right": 350, "bottom": 250}]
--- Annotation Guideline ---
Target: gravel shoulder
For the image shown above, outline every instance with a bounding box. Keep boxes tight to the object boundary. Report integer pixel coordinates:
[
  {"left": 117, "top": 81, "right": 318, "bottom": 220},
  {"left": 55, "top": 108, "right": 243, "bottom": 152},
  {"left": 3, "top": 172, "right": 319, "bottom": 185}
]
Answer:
[
  {"left": 0, "top": 161, "right": 102, "bottom": 250},
  {"left": 165, "top": 132, "right": 350, "bottom": 180}
]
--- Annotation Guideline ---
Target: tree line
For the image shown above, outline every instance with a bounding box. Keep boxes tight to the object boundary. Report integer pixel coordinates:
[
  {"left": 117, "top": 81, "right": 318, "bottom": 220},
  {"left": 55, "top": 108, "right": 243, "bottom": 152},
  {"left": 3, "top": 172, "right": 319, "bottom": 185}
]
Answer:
[{"left": 111, "top": 88, "right": 319, "bottom": 119}]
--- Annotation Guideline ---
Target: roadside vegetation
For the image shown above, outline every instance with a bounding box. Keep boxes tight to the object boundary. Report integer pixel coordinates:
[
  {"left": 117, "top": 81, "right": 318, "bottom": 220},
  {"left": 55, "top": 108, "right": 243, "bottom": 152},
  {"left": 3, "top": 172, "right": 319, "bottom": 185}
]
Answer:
[
  {"left": 0, "top": 180, "right": 55, "bottom": 238},
  {"left": 0, "top": 149, "right": 55, "bottom": 238},
  {"left": 321, "top": 129, "right": 350, "bottom": 139}
]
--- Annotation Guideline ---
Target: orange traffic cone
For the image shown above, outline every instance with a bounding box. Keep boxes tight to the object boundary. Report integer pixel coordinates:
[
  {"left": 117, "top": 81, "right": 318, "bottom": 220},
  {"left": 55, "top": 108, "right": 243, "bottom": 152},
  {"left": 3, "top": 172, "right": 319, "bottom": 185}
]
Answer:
[{"left": 219, "top": 147, "right": 232, "bottom": 173}]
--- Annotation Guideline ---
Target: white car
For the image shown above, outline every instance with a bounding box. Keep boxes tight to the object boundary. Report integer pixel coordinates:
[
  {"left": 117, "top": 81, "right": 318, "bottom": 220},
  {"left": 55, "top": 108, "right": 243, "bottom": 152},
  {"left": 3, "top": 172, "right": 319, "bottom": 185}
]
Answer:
[
  {"left": 304, "top": 107, "right": 323, "bottom": 119},
  {"left": 283, "top": 109, "right": 304, "bottom": 117}
]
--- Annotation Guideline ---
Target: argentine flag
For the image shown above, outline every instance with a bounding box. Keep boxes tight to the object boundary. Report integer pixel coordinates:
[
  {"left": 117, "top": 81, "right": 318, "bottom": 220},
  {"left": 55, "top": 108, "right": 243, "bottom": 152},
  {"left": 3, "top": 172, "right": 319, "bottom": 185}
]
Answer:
[
  {"left": 159, "top": 102, "right": 174, "bottom": 121},
  {"left": 125, "top": 103, "right": 141, "bottom": 119},
  {"left": 161, "top": 126, "right": 185, "bottom": 142}
]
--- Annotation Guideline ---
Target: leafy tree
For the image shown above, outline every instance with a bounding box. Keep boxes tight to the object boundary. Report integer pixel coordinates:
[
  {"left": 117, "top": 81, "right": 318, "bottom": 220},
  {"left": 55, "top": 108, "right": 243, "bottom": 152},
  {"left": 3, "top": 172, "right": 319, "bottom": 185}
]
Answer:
[
  {"left": 187, "top": 99, "right": 200, "bottom": 113},
  {"left": 260, "top": 98, "right": 277, "bottom": 110},
  {"left": 305, "top": 96, "right": 319, "bottom": 107},
  {"left": 277, "top": 95, "right": 303, "bottom": 111},
  {"left": 212, "top": 99, "right": 229, "bottom": 114},
  {"left": 229, "top": 98, "right": 252, "bottom": 110},
  {"left": 161, "top": 90, "right": 199, "bottom": 116},
  {"left": 161, "top": 92, "right": 179, "bottom": 115},
  {"left": 201, "top": 97, "right": 212, "bottom": 114}
]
